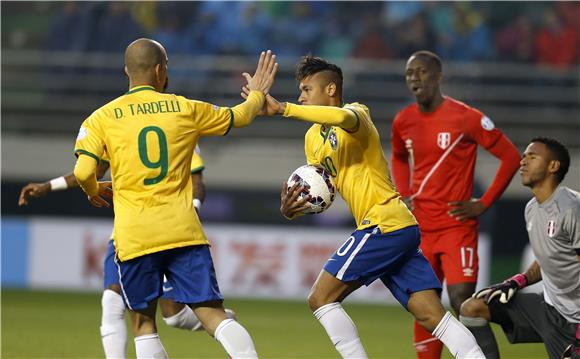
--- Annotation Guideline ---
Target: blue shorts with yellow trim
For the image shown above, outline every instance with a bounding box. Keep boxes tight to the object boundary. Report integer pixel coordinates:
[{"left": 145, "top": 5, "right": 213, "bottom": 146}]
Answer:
[
  {"left": 323, "top": 225, "right": 441, "bottom": 308},
  {"left": 114, "top": 245, "right": 223, "bottom": 310}
]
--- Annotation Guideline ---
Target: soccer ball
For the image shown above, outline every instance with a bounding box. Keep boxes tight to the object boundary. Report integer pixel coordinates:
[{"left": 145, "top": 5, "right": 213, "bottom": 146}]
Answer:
[{"left": 287, "top": 165, "right": 336, "bottom": 214}]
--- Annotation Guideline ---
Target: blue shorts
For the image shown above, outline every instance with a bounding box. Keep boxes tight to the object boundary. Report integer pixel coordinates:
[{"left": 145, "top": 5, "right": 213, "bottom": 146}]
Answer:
[
  {"left": 323, "top": 225, "right": 441, "bottom": 308},
  {"left": 104, "top": 240, "right": 178, "bottom": 300},
  {"left": 114, "top": 245, "right": 223, "bottom": 310}
]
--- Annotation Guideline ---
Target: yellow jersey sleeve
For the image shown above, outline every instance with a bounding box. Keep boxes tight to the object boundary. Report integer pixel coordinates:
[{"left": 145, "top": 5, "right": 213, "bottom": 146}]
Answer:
[
  {"left": 190, "top": 145, "right": 205, "bottom": 173},
  {"left": 74, "top": 112, "right": 106, "bottom": 162},
  {"left": 185, "top": 98, "right": 233, "bottom": 136},
  {"left": 343, "top": 103, "right": 373, "bottom": 140}
]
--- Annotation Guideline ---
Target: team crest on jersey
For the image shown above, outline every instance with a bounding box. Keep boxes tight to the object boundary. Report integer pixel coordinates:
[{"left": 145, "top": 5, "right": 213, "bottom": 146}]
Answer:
[
  {"left": 329, "top": 130, "right": 338, "bottom": 150},
  {"left": 437, "top": 132, "right": 451, "bottom": 150},
  {"left": 547, "top": 219, "right": 557, "bottom": 237},
  {"left": 481, "top": 116, "right": 495, "bottom": 131}
]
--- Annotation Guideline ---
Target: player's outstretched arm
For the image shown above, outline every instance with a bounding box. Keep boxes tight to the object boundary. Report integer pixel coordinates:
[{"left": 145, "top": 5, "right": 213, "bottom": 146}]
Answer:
[
  {"left": 231, "top": 50, "right": 279, "bottom": 128},
  {"left": 280, "top": 102, "right": 358, "bottom": 131},
  {"left": 241, "top": 71, "right": 358, "bottom": 131},
  {"left": 280, "top": 181, "right": 311, "bottom": 220},
  {"left": 18, "top": 161, "right": 109, "bottom": 206},
  {"left": 18, "top": 173, "right": 75, "bottom": 206}
]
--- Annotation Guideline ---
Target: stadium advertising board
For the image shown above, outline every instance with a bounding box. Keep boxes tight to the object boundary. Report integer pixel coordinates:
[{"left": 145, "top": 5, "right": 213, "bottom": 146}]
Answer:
[{"left": 2, "top": 217, "right": 491, "bottom": 303}]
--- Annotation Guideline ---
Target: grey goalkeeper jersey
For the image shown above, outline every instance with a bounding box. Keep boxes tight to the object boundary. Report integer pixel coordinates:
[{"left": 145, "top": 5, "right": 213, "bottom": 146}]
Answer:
[{"left": 525, "top": 186, "right": 580, "bottom": 323}]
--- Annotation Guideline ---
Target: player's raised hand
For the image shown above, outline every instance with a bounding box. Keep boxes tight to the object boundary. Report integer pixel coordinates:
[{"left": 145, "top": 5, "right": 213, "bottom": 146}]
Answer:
[
  {"left": 280, "top": 181, "right": 311, "bottom": 220},
  {"left": 18, "top": 182, "right": 51, "bottom": 206},
  {"left": 448, "top": 198, "right": 487, "bottom": 221},
  {"left": 88, "top": 181, "right": 113, "bottom": 208},
  {"left": 242, "top": 50, "right": 278, "bottom": 95},
  {"left": 241, "top": 85, "right": 281, "bottom": 116}
]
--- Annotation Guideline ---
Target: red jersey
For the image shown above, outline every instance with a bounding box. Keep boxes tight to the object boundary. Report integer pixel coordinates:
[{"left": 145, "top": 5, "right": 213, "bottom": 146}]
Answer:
[{"left": 391, "top": 97, "right": 520, "bottom": 232}]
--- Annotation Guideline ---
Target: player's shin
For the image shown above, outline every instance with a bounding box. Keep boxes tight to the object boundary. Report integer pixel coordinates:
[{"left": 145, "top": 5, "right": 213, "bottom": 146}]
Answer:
[
  {"left": 413, "top": 320, "right": 444, "bottom": 359},
  {"left": 214, "top": 318, "right": 258, "bottom": 359},
  {"left": 134, "top": 333, "right": 168, "bottom": 359},
  {"left": 459, "top": 315, "right": 500, "bottom": 359},
  {"left": 313, "top": 302, "right": 368, "bottom": 359},
  {"left": 432, "top": 312, "right": 485, "bottom": 359},
  {"left": 100, "top": 289, "right": 128, "bottom": 359}
]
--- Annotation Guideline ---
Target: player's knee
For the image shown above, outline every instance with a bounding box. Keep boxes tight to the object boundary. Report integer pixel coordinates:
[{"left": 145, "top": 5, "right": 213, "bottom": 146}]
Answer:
[
  {"left": 107, "top": 284, "right": 122, "bottom": 295},
  {"left": 307, "top": 291, "right": 330, "bottom": 312},
  {"left": 459, "top": 297, "right": 487, "bottom": 318}
]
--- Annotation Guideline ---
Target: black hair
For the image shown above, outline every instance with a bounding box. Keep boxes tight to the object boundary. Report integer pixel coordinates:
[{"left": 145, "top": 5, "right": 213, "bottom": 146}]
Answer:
[
  {"left": 296, "top": 55, "right": 343, "bottom": 95},
  {"left": 410, "top": 50, "right": 442, "bottom": 73},
  {"left": 531, "top": 137, "right": 570, "bottom": 183}
]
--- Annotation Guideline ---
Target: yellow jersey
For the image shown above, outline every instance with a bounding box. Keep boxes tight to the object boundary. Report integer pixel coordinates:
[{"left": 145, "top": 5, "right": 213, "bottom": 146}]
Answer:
[
  {"left": 304, "top": 103, "right": 417, "bottom": 233},
  {"left": 75, "top": 85, "right": 231, "bottom": 261}
]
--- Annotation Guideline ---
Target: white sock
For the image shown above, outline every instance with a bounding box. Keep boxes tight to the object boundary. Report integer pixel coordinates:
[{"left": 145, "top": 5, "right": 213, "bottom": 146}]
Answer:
[
  {"left": 313, "top": 302, "right": 368, "bottom": 359},
  {"left": 163, "top": 305, "right": 203, "bottom": 331},
  {"left": 100, "top": 289, "right": 127, "bottom": 359},
  {"left": 134, "top": 333, "right": 168, "bottom": 359},
  {"left": 214, "top": 318, "right": 258, "bottom": 358},
  {"left": 432, "top": 312, "right": 485, "bottom": 359}
]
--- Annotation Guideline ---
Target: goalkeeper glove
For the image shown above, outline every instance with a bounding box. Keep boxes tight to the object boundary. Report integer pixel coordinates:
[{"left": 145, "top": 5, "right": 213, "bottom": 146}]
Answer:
[
  {"left": 562, "top": 324, "right": 580, "bottom": 359},
  {"left": 473, "top": 273, "right": 527, "bottom": 304}
]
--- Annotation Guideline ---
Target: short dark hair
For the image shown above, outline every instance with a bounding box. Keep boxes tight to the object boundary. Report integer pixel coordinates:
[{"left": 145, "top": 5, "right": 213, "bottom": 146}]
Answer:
[
  {"left": 410, "top": 50, "right": 442, "bottom": 73},
  {"left": 531, "top": 137, "right": 570, "bottom": 183},
  {"left": 296, "top": 55, "right": 343, "bottom": 95}
]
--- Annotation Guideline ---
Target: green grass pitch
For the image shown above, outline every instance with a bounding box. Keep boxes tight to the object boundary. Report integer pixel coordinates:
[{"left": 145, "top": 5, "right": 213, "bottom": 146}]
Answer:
[{"left": 2, "top": 289, "right": 545, "bottom": 358}]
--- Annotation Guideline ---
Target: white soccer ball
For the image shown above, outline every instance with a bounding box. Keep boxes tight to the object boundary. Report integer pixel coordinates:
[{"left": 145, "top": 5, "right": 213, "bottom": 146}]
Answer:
[{"left": 287, "top": 165, "right": 336, "bottom": 214}]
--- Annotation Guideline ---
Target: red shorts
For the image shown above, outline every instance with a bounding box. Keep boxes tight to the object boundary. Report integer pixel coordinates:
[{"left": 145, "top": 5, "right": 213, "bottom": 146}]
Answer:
[{"left": 420, "top": 225, "right": 478, "bottom": 286}]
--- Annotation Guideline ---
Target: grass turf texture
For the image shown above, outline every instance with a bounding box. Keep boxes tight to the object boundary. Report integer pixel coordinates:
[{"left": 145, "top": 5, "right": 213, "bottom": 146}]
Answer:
[{"left": 2, "top": 289, "right": 545, "bottom": 358}]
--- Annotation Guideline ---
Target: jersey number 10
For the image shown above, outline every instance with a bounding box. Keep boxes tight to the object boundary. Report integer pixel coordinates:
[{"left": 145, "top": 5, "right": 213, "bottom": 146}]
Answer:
[{"left": 138, "top": 126, "right": 168, "bottom": 185}]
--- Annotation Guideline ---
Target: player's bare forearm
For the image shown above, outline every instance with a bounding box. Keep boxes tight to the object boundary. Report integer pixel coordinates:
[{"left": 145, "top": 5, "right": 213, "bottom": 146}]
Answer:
[
  {"left": 18, "top": 172, "right": 78, "bottom": 206},
  {"left": 281, "top": 102, "right": 358, "bottom": 131},
  {"left": 523, "top": 260, "right": 542, "bottom": 285},
  {"left": 191, "top": 172, "right": 206, "bottom": 203}
]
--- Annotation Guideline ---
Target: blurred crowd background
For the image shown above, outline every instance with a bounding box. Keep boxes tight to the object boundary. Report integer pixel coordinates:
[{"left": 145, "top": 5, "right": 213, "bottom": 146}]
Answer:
[{"left": 3, "top": 1, "right": 579, "bottom": 67}]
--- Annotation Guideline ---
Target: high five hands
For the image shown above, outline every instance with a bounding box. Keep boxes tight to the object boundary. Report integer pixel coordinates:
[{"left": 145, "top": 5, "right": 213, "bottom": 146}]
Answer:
[
  {"left": 242, "top": 50, "right": 279, "bottom": 97},
  {"left": 241, "top": 50, "right": 282, "bottom": 116}
]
